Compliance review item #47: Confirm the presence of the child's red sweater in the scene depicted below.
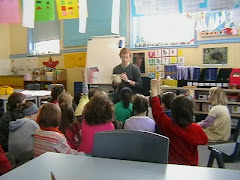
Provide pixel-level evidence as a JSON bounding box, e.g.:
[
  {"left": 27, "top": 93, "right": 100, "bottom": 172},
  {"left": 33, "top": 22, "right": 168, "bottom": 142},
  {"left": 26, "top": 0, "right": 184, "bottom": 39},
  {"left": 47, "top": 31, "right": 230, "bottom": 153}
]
[
  {"left": 151, "top": 96, "right": 208, "bottom": 165},
  {"left": 0, "top": 145, "right": 12, "bottom": 175}
]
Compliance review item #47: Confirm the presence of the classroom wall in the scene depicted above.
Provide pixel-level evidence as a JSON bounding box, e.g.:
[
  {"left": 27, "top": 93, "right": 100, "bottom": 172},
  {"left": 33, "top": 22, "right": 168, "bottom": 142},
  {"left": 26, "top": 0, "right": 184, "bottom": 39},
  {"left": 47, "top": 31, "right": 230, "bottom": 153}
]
[
  {"left": 9, "top": 24, "right": 28, "bottom": 55},
  {"left": 5, "top": 2, "right": 240, "bottom": 95},
  {"left": 0, "top": 24, "right": 10, "bottom": 58}
]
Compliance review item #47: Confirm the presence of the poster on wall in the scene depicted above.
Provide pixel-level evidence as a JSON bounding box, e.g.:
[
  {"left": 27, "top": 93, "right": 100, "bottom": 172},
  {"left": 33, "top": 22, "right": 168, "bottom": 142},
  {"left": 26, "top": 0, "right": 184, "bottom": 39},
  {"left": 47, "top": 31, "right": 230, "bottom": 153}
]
[
  {"left": 132, "top": 52, "right": 145, "bottom": 74},
  {"left": 203, "top": 47, "right": 228, "bottom": 65}
]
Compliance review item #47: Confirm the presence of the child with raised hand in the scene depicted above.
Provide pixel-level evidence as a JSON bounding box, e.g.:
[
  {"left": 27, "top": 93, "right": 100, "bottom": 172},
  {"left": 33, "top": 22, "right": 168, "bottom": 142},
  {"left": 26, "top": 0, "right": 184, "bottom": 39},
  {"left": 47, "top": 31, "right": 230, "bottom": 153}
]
[
  {"left": 114, "top": 87, "right": 133, "bottom": 124},
  {"left": 33, "top": 103, "right": 84, "bottom": 157},
  {"left": 75, "top": 69, "right": 98, "bottom": 121},
  {"left": 198, "top": 87, "right": 231, "bottom": 142},
  {"left": 124, "top": 94, "right": 155, "bottom": 132},
  {"left": 8, "top": 101, "right": 39, "bottom": 163},
  {"left": 150, "top": 78, "right": 208, "bottom": 166},
  {"left": 78, "top": 91, "right": 115, "bottom": 154},
  {"left": 0, "top": 92, "right": 26, "bottom": 152}
]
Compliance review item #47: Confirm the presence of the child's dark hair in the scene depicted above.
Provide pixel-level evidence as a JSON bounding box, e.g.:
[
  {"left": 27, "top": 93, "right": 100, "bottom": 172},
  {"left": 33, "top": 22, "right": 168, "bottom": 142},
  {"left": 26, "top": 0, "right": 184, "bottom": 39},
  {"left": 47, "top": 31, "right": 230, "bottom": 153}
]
[
  {"left": 88, "top": 88, "right": 99, "bottom": 100},
  {"left": 59, "top": 102, "right": 74, "bottom": 133},
  {"left": 83, "top": 91, "right": 114, "bottom": 125},
  {"left": 162, "top": 92, "right": 176, "bottom": 110},
  {"left": 171, "top": 95, "right": 194, "bottom": 128},
  {"left": 132, "top": 94, "right": 148, "bottom": 115},
  {"left": 8, "top": 92, "right": 26, "bottom": 110},
  {"left": 50, "top": 85, "right": 65, "bottom": 103},
  {"left": 120, "top": 87, "right": 132, "bottom": 108}
]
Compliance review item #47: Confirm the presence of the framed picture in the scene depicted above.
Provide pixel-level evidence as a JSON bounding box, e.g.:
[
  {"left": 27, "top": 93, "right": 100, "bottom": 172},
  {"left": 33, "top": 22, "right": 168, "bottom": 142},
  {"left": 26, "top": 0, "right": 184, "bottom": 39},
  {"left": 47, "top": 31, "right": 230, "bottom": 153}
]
[
  {"left": 132, "top": 52, "right": 146, "bottom": 74},
  {"left": 203, "top": 47, "right": 228, "bottom": 65}
]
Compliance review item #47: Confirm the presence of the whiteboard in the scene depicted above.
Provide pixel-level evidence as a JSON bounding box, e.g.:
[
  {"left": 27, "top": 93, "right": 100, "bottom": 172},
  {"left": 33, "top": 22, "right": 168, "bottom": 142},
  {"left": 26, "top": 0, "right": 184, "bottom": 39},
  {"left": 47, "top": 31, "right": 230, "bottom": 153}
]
[{"left": 86, "top": 36, "right": 125, "bottom": 84}]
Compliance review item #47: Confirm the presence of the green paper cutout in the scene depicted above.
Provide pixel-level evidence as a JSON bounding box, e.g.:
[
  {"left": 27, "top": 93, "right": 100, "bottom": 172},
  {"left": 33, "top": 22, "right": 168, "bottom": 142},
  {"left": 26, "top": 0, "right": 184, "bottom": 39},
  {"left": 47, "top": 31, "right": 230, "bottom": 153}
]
[{"left": 35, "top": 0, "right": 55, "bottom": 21}]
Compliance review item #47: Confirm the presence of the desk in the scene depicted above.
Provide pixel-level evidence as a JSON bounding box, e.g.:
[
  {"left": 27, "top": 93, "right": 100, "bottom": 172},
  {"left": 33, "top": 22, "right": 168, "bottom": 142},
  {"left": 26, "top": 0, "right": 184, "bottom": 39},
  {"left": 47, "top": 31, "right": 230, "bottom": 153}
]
[
  {"left": 1, "top": 152, "right": 240, "bottom": 180},
  {"left": 0, "top": 90, "right": 51, "bottom": 113}
]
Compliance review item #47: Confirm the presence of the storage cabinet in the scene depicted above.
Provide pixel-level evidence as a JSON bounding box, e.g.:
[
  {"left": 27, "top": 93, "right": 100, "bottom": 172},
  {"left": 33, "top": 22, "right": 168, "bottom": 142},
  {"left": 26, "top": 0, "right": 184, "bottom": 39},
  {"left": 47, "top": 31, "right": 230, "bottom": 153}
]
[
  {"left": 0, "top": 76, "right": 24, "bottom": 89},
  {"left": 24, "top": 80, "right": 66, "bottom": 90}
]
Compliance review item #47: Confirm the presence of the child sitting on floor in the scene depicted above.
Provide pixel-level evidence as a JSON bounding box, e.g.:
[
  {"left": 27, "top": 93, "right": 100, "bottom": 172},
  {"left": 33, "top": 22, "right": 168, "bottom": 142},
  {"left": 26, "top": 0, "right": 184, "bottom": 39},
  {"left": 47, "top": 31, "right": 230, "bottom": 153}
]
[
  {"left": 78, "top": 91, "right": 115, "bottom": 154},
  {"left": 0, "top": 92, "right": 26, "bottom": 152},
  {"left": 124, "top": 94, "right": 155, "bottom": 132},
  {"left": 8, "top": 101, "right": 39, "bottom": 163},
  {"left": 150, "top": 78, "right": 208, "bottom": 166},
  {"left": 114, "top": 87, "right": 133, "bottom": 125},
  {"left": 33, "top": 103, "right": 84, "bottom": 157}
]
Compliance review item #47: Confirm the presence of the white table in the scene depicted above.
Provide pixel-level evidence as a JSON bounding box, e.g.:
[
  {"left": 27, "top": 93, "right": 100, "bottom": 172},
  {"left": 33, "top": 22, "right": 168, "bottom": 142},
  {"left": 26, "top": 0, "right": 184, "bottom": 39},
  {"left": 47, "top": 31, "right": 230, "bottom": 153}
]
[
  {"left": 0, "top": 90, "right": 51, "bottom": 113},
  {"left": 1, "top": 152, "right": 240, "bottom": 180}
]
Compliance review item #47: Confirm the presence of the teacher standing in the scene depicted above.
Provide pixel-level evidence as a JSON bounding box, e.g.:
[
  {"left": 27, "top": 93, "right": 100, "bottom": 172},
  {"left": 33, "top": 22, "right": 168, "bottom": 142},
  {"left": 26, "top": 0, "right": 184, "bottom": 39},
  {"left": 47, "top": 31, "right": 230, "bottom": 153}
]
[{"left": 111, "top": 48, "right": 142, "bottom": 103}]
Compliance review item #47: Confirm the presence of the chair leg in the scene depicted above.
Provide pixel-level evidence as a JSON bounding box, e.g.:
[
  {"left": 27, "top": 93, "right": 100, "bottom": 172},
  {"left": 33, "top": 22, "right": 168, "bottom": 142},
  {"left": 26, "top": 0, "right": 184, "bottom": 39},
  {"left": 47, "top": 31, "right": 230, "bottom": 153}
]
[{"left": 207, "top": 148, "right": 225, "bottom": 168}]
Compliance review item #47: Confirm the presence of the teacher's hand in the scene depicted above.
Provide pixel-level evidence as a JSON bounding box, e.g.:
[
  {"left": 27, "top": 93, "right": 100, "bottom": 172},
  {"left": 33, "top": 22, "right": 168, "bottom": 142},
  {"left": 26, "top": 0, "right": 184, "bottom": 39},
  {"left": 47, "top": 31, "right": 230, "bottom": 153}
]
[{"left": 120, "top": 73, "right": 129, "bottom": 82}]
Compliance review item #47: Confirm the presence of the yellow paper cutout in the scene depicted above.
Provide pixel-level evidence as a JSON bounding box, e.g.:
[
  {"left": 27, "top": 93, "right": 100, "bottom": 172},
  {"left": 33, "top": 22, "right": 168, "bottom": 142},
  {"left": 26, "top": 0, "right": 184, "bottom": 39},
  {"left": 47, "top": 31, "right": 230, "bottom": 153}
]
[
  {"left": 56, "top": 0, "right": 79, "bottom": 19},
  {"left": 178, "top": 49, "right": 183, "bottom": 56},
  {"left": 170, "top": 57, "right": 177, "bottom": 64},
  {"left": 64, "top": 52, "right": 87, "bottom": 68}
]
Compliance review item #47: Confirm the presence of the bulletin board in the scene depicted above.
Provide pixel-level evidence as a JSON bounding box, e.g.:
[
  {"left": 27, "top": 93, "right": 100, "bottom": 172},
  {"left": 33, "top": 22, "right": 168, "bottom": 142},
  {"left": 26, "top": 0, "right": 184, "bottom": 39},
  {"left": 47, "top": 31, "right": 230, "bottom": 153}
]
[
  {"left": 63, "top": 0, "right": 127, "bottom": 47},
  {"left": 86, "top": 36, "right": 126, "bottom": 84}
]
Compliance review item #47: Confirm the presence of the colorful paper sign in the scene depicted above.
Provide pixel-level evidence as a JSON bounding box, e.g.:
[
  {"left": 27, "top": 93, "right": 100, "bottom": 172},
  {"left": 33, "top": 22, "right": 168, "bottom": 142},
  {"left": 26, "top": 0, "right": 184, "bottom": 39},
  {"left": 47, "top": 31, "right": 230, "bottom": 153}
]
[
  {"left": 170, "top": 57, "right": 177, "bottom": 64},
  {"left": 0, "top": 0, "right": 21, "bottom": 23},
  {"left": 35, "top": 0, "right": 55, "bottom": 21},
  {"left": 64, "top": 52, "right": 87, "bottom": 68},
  {"left": 170, "top": 49, "right": 177, "bottom": 56},
  {"left": 178, "top": 49, "right": 184, "bottom": 56},
  {"left": 56, "top": 0, "right": 79, "bottom": 19}
]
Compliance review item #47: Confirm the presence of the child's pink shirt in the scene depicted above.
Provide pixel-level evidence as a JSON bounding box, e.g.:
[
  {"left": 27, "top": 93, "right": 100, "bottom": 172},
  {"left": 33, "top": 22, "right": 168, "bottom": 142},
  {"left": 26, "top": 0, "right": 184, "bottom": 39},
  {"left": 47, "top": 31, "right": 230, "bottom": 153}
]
[{"left": 78, "top": 120, "right": 115, "bottom": 154}]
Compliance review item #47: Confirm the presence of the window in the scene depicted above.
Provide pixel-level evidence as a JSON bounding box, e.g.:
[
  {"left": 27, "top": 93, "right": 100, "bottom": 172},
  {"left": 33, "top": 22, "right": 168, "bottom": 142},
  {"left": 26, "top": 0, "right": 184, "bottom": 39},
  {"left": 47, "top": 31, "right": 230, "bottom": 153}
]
[
  {"left": 131, "top": 13, "right": 195, "bottom": 47},
  {"left": 29, "top": 19, "right": 60, "bottom": 55}
]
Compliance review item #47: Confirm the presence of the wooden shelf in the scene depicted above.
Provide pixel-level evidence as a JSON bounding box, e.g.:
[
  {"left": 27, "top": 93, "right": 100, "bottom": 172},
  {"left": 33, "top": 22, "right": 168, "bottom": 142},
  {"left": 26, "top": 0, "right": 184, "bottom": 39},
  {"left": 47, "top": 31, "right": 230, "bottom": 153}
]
[
  {"left": 194, "top": 99, "right": 240, "bottom": 105},
  {"left": 161, "top": 87, "right": 240, "bottom": 93},
  {"left": 24, "top": 80, "right": 66, "bottom": 90}
]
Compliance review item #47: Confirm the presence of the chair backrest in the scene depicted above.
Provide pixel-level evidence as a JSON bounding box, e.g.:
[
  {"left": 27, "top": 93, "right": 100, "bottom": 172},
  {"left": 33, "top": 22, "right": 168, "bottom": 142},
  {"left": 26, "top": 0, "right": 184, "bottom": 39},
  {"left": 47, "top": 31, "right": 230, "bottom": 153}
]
[{"left": 92, "top": 130, "right": 169, "bottom": 163}]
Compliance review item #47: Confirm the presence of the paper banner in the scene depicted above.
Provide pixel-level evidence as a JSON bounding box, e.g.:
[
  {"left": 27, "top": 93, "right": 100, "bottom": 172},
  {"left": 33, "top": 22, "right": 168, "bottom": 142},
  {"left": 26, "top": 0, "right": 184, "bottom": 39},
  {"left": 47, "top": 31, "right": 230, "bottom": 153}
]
[
  {"left": 111, "top": 0, "right": 120, "bottom": 34},
  {"left": 64, "top": 52, "right": 87, "bottom": 68},
  {"left": 162, "top": 49, "right": 170, "bottom": 57},
  {"left": 154, "top": 50, "right": 162, "bottom": 57},
  {"left": 170, "top": 49, "right": 177, "bottom": 56},
  {"left": 56, "top": 0, "right": 79, "bottom": 19},
  {"left": 170, "top": 57, "right": 177, "bottom": 64},
  {"left": 155, "top": 58, "right": 161, "bottom": 65},
  {"left": 178, "top": 49, "right": 183, "bottom": 56},
  {"left": 148, "top": 58, "right": 155, "bottom": 65},
  {"left": 148, "top": 50, "right": 155, "bottom": 58},
  {"left": 178, "top": 57, "right": 185, "bottom": 64},
  {"left": 148, "top": 65, "right": 155, "bottom": 72},
  {"left": 79, "top": 0, "right": 87, "bottom": 33},
  {"left": 148, "top": 72, "right": 156, "bottom": 79},
  {"left": 0, "top": 0, "right": 21, "bottom": 23},
  {"left": 35, "top": 0, "right": 55, "bottom": 21},
  {"left": 23, "top": 0, "right": 35, "bottom": 28},
  {"left": 162, "top": 57, "right": 170, "bottom": 65}
]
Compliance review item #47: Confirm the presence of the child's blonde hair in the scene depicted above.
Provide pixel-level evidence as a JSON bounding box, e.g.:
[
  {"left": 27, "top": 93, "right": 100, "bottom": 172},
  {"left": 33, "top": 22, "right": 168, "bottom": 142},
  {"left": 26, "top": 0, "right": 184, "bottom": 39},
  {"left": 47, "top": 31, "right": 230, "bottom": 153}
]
[{"left": 209, "top": 87, "right": 228, "bottom": 106}]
